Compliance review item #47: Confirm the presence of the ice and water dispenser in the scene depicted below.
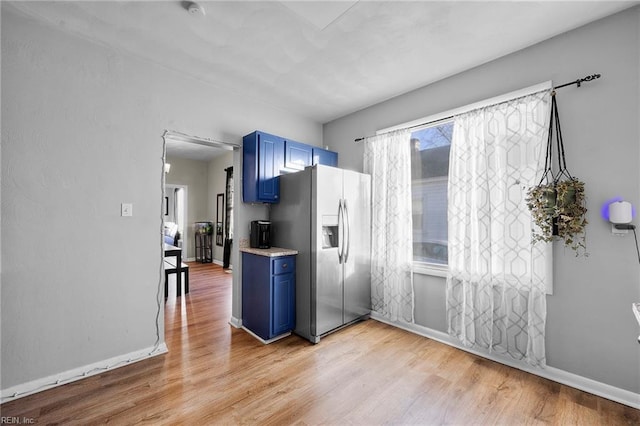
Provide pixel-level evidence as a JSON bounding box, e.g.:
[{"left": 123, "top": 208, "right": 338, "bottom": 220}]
[{"left": 322, "top": 215, "right": 339, "bottom": 249}]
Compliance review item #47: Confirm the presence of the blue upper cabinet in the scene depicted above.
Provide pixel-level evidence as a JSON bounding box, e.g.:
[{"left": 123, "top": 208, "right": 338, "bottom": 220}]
[
  {"left": 284, "top": 140, "right": 312, "bottom": 171},
  {"left": 243, "top": 131, "right": 284, "bottom": 203},
  {"left": 243, "top": 130, "right": 338, "bottom": 203},
  {"left": 312, "top": 147, "right": 338, "bottom": 167}
]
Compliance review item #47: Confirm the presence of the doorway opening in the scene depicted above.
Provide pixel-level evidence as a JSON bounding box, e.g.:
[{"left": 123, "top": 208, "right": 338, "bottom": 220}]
[{"left": 162, "top": 130, "right": 239, "bottom": 275}]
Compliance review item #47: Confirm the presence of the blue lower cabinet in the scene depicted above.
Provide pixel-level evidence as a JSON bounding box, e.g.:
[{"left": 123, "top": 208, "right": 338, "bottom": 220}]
[{"left": 242, "top": 253, "right": 296, "bottom": 341}]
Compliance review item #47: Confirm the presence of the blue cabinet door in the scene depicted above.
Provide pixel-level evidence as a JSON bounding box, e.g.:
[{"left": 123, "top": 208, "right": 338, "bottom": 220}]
[
  {"left": 241, "top": 253, "right": 271, "bottom": 339},
  {"left": 258, "top": 134, "right": 284, "bottom": 202},
  {"left": 284, "top": 140, "right": 312, "bottom": 171},
  {"left": 242, "top": 131, "right": 283, "bottom": 203},
  {"left": 272, "top": 273, "right": 295, "bottom": 337},
  {"left": 312, "top": 147, "right": 338, "bottom": 167}
]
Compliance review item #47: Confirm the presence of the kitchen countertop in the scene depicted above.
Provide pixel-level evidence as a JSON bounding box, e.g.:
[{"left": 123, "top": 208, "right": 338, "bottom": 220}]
[{"left": 240, "top": 246, "right": 298, "bottom": 257}]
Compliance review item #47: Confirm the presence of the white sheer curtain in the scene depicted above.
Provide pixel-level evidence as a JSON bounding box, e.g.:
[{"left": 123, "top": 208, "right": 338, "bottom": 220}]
[
  {"left": 363, "top": 129, "right": 414, "bottom": 323},
  {"left": 446, "top": 90, "right": 551, "bottom": 367}
]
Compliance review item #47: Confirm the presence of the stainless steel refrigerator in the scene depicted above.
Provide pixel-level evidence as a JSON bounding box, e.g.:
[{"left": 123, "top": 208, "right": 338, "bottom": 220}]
[{"left": 271, "top": 164, "right": 371, "bottom": 343}]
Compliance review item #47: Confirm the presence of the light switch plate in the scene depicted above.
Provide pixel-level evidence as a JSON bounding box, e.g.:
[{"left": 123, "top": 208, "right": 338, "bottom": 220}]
[{"left": 121, "top": 203, "right": 133, "bottom": 217}]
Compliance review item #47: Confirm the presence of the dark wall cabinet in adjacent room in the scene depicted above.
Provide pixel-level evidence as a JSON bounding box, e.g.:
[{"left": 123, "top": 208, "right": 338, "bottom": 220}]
[{"left": 242, "top": 130, "right": 338, "bottom": 204}]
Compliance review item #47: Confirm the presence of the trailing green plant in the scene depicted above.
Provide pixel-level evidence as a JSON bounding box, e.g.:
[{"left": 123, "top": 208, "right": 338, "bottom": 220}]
[
  {"left": 526, "top": 183, "right": 557, "bottom": 243},
  {"left": 526, "top": 179, "right": 588, "bottom": 255}
]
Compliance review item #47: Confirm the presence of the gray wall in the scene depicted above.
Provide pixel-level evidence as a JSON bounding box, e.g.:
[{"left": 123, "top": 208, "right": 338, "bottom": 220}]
[
  {"left": 1, "top": 6, "right": 321, "bottom": 391},
  {"left": 324, "top": 7, "right": 640, "bottom": 393}
]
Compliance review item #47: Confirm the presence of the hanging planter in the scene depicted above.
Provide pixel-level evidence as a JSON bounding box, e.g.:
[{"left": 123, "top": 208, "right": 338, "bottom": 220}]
[{"left": 525, "top": 92, "right": 588, "bottom": 255}]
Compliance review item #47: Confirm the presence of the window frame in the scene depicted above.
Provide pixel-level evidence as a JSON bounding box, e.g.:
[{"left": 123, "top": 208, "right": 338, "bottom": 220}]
[{"left": 410, "top": 124, "right": 452, "bottom": 271}]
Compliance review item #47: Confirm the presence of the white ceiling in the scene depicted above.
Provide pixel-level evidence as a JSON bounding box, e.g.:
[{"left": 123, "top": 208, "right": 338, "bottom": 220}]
[{"left": 6, "top": 0, "right": 638, "bottom": 159}]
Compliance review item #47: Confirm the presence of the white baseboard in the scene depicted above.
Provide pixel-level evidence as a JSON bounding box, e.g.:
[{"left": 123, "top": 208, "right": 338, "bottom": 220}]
[
  {"left": 0, "top": 343, "right": 168, "bottom": 403},
  {"left": 370, "top": 312, "right": 640, "bottom": 410},
  {"left": 229, "top": 316, "right": 242, "bottom": 328}
]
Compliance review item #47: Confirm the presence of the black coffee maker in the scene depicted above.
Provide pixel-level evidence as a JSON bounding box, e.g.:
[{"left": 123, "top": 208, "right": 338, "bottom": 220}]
[{"left": 250, "top": 220, "right": 271, "bottom": 249}]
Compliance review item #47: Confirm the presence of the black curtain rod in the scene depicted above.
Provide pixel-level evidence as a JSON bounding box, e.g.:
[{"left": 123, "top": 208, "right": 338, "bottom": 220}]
[
  {"left": 354, "top": 73, "right": 602, "bottom": 143},
  {"left": 353, "top": 116, "right": 453, "bottom": 143},
  {"left": 552, "top": 73, "right": 601, "bottom": 90}
]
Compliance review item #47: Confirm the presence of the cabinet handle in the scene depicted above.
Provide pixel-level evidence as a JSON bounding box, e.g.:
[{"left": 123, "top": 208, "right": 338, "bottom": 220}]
[{"left": 282, "top": 263, "right": 288, "bottom": 269}]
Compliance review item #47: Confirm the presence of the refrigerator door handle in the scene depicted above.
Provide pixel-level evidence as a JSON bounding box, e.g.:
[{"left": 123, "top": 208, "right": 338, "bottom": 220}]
[
  {"left": 344, "top": 199, "right": 351, "bottom": 263},
  {"left": 337, "top": 199, "right": 344, "bottom": 264}
]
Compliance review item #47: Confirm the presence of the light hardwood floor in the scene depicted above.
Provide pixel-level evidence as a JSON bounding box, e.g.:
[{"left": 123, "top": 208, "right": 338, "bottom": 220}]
[{"left": 2, "top": 262, "right": 638, "bottom": 425}]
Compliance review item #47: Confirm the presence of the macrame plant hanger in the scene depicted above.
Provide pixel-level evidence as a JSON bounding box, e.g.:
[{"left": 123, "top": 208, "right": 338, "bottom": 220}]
[
  {"left": 538, "top": 91, "right": 575, "bottom": 187},
  {"left": 536, "top": 90, "right": 585, "bottom": 238}
]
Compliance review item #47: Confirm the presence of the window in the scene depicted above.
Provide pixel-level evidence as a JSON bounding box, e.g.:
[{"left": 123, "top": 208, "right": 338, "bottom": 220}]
[{"left": 410, "top": 121, "right": 453, "bottom": 267}]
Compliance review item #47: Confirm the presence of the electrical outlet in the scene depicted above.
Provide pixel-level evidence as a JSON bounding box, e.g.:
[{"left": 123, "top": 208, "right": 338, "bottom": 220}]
[{"left": 121, "top": 203, "right": 133, "bottom": 217}]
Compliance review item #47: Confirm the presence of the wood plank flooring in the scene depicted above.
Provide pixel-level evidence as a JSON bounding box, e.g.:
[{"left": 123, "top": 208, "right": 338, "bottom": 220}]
[{"left": 2, "top": 262, "right": 639, "bottom": 425}]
